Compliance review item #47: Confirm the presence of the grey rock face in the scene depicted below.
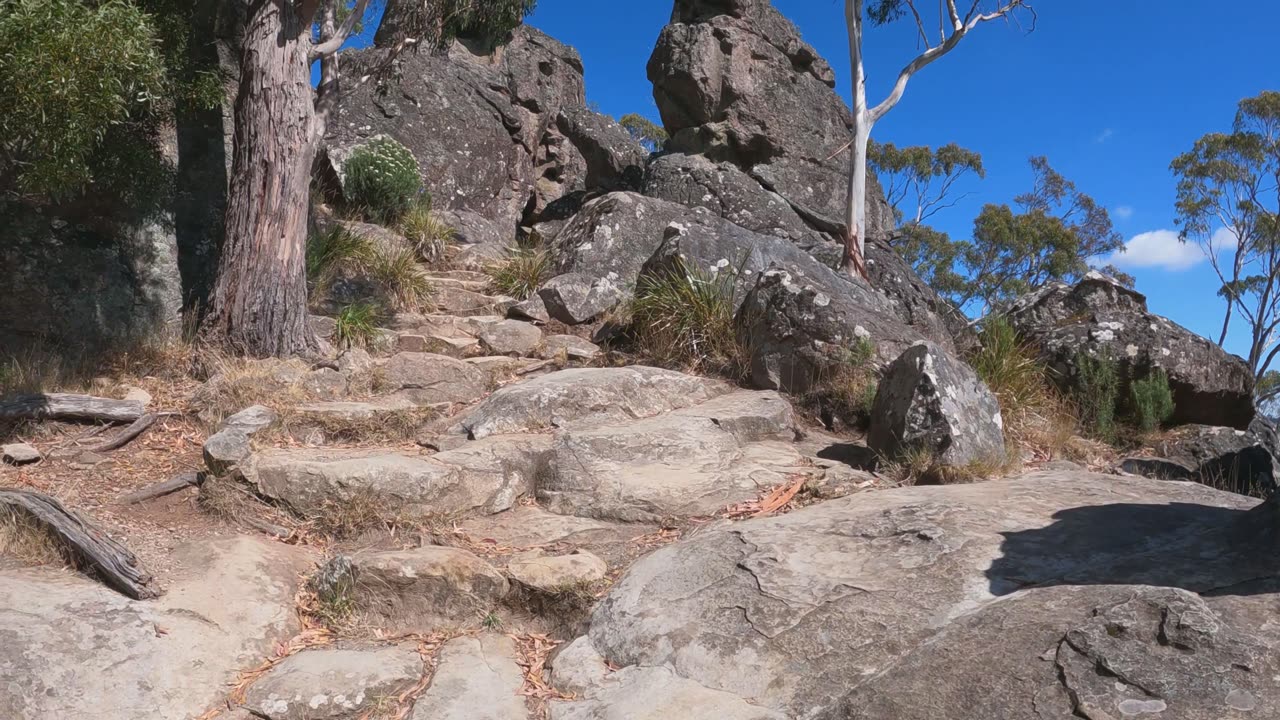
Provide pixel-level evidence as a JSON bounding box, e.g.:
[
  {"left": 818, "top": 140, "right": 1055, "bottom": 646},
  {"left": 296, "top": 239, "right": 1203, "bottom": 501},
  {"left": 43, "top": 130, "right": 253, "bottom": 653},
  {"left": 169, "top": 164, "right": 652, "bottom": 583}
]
[
  {"left": 203, "top": 428, "right": 251, "bottom": 476},
  {"left": 244, "top": 645, "right": 422, "bottom": 720},
  {"left": 538, "top": 334, "right": 601, "bottom": 360},
  {"left": 379, "top": 352, "right": 490, "bottom": 405},
  {"left": 349, "top": 547, "right": 509, "bottom": 633},
  {"left": 538, "top": 273, "right": 624, "bottom": 325},
  {"left": 410, "top": 635, "right": 529, "bottom": 720},
  {"left": 0, "top": 537, "right": 311, "bottom": 720},
  {"left": 1121, "top": 423, "right": 1277, "bottom": 496},
  {"left": 507, "top": 550, "right": 608, "bottom": 593},
  {"left": 866, "top": 238, "right": 976, "bottom": 354},
  {"left": 448, "top": 366, "right": 726, "bottom": 439},
  {"left": 736, "top": 268, "right": 926, "bottom": 393},
  {"left": 564, "top": 471, "right": 1276, "bottom": 718},
  {"left": 476, "top": 319, "right": 544, "bottom": 356},
  {"left": 868, "top": 341, "right": 1006, "bottom": 467},
  {"left": 550, "top": 666, "right": 786, "bottom": 720},
  {"left": 553, "top": 105, "right": 647, "bottom": 194},
  {"left": 1005, "top": 272, "right": 1255, "bottom": 428}
]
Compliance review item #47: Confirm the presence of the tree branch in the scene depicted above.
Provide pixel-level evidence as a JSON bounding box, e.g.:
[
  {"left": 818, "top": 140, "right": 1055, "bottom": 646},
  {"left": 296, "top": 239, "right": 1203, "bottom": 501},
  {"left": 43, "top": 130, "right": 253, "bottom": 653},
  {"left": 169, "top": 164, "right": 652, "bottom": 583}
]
[{"left": 309, "top": 0, "right": 370, "bottom": 60}]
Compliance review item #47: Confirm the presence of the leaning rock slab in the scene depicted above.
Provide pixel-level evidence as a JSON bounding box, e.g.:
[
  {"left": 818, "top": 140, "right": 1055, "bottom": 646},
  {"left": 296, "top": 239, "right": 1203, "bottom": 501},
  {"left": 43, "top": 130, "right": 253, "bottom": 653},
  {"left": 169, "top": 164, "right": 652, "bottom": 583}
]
[
  {"left": 0, "top": 537, "right": 310, "bottom": 720},
  {"left": 244, "top": 645, "right": 422, "bottom": 720},
  {"left": 448, "top": 366, "right": 725, "bottom": 439},
  {"left": 538, "top": 273, "right": 623, "bottom": 325},
  {"left": 349, "top": 547, "right": 508, "bottom": 634},
  {"left": 868, "top": 341, "right": 1006, "bottom": 467},
  {"left": 1005, "top": 271, "right": 1255, "bottom": 428},
  {"left": 1121, "top": 423, "right": 1277, "bottom": 497},
  {"left": 410, "top": 634, "right": 528, "bottom": 720},
  {"left": 203, "top": 428, "right": 251, "bottom": 476}
]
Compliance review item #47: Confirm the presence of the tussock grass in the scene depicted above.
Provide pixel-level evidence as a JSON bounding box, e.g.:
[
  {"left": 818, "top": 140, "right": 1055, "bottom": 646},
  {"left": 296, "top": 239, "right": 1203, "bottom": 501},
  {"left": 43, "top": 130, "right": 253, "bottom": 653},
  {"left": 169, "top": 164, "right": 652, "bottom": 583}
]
[
  {"left": 878, "top": 446, "right": 1014, "bottom": 487},
  {"left": 629, "top": 259, "right": 743, "bottom": 375},
  {"left": 310, "top": 488, "right": 422, "bottom": 540},
  {"left": 189, "top": 352, "right": 320, "bottom": 430},
  {"left": 398, "top": 199, "right": 455, "bottom": 265},
  {"left": 486, "top": 248, "right": 552, "bottom": 300},
  {"left": 279, "top": 405, "right": 438, "bottom": 445},
  {"left": 369, "top": 247, "right": 433, "bottom": 312},
  {"left": 0, "top": 508, "right": 69, "bottom": 567},
  {"left": 307, "top": 224, "right": 376, "bottom": 298},
  {"left": 334, "top": 303, "right": 382, "bottom": 350},
  {"left": 798, "top": 338, "right": 878, "bottom": 432}
]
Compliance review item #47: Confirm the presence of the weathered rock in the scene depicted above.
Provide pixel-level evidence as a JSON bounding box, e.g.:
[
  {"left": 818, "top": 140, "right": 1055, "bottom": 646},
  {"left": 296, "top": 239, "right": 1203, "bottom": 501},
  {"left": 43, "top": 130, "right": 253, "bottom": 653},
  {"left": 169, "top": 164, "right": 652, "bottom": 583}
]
[
  {"left": 548, "top": 636, "right": 610, "bottom": 698},
  {"left": 203, "top": 428, "right": 250, "bottom": 476},
  {"left": 540, "top": 390, "right": 805, "bottom": 522},
  {"left": 244, "top": 645, "right": 422, "bottom": 720},
  {"left": 476, "top": 319, "right": 544, "bottom": 356},
  {"left": 866, "top": 238, "right": 976, "bottom": 354},
  {"left": 547, "top": 192, "right": 690, "bottom": 287},
  {"left": 1, "top": 442, "right": 41, "bottom": 465},
  {"left": 1121, "top": 423, "right": 1277, "bottom": 496},
  {"left": 553, "top": 105, "right": 647, "bottom": 194},
  {"left": 508, "top": 294, "right": 552, "bottom": 324},
  {"left": 457, "top": 505, "right": 655, "bottom": 569},
  {"left": 538, "top": 273, "right": 624, "bottom": 325},
  {"left": 550, "top": 666, "right": 786, "bottom": 720},
  {"left": 0, "top": 537, "right": 310, "bottom": 720},
  {"left": 349, "top": 547, "right": 508, "bottom": 633},
  {"left": 428, "top": 434, "right": 553, "bottom": 515},
  {"left": 538, "top": 334, "right": 601, "bottom": 361},
  {"left": 120, "top": 385, "right": 153, "bottom": 408},
  {"left": 1005, "top": 272, "right": 1255, "bottom": 428},
  {"left": 566, "top": 471, "right": 1276, "bottom": 718},
  {"left": 221, "top": 404, "right": 278, "bottom": 436},
  {"left": 410, "top": 634, "right": 528, "bottom": 720},
  {"left": 507, "top": 550, "right": 608, "bottom": 593},
  {"left": 868, "top": 342, "right": 1006, "bottom": 467},
  {"left": 379, "top": 352, "right": 490, "bottom": 405},
  {"left": 736, "top": 268, "right": 927, "bottom": 393},
  {"left": 448, "top": 366, "right": 725, "bottom": 439}
]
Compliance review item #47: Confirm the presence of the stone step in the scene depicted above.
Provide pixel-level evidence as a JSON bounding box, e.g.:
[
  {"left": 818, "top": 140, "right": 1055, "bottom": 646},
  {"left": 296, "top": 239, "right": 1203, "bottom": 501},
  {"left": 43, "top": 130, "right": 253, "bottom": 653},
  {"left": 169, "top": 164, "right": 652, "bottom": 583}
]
[
  {"left": 410, "top": 635, "right": 529, "bottom": 720},
  {"left": 244, "top": 645, "right": 423, "bottom": 720}
]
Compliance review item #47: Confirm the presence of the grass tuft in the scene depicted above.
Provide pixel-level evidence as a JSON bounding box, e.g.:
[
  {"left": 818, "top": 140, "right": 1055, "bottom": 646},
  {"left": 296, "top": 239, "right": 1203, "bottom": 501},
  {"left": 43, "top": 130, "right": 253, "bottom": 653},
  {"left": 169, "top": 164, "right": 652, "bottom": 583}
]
[
  {"left": 369, "top": 247, "right": 433, "bottom": 312},
  {"left": 398, "top": 198, "right": 455, "bottom": 265},
  {"left": 334, "top": 303, "right": 382, "bottom": 350},
  {"left": 307, "top": 224, "right": 376, "bottom": 298},
  {"left": 0, "top": 508, "right": 69, "bottom": 567},
  {"left": 486, "top": 248, "right": 552, "bottom": 300},
  {"left": 629, "top": 259, "right": 742, "bottom": 375}
]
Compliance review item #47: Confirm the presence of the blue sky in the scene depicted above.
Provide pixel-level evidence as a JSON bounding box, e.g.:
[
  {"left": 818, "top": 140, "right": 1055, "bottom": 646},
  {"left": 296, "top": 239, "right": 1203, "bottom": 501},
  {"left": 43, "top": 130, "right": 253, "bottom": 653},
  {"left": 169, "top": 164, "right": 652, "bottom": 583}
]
[{"left": 341, "top": 2, "right": 1278, "bottom": 358}]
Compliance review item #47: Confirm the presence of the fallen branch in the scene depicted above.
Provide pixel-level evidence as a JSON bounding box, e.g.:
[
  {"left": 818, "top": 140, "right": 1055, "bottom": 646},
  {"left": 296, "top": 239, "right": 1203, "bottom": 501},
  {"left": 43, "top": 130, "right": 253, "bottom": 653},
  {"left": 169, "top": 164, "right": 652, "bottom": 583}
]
[
  {"left": 0, "top": 394, "right": 145, "bottom": 424},
  {"left": 90, "top": 413, "right": 157, "bottom": 452},
  {"left": 0, "top": 488, "right": 158, "bottom": 599},
  {"left": 119, "top": 472, "right": 202, "bottom": 505}
]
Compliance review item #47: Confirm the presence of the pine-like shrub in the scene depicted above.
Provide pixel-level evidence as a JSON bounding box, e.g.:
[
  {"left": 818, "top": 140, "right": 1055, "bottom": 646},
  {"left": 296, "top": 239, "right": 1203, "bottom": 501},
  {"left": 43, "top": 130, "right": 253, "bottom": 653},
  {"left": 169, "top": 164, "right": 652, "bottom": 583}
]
[{"left": 344, "top": 137, "right": 421, "bottom": 223}]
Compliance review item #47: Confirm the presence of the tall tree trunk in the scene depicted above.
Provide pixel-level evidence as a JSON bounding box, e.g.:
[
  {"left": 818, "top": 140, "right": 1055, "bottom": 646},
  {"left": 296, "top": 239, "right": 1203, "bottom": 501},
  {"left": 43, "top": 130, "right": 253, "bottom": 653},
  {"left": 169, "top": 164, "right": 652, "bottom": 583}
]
[
  {"left": 205, "top": 0, "right": 318, "bottom": 357},
  {"left": 843, "top": 0, "right": 870, "bottom": 279}
]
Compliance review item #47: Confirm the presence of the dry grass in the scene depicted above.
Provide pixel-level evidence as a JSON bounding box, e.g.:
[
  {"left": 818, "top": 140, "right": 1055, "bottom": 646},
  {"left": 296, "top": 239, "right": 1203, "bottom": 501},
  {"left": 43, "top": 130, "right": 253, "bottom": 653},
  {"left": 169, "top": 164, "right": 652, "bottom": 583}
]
[
  {"left": 878, "top": 446, "right": 1016, "bottom": 487},
  {"left": 797, "top": 339, "right": 878, "bottom": 432},
  {"left": 627, "top": 259, "right": 744, "bottom": 377},
  {"left": 486, "top": 248, "right": 553, "bottom": 301},
  {"left": 370, "top": 247, "right": 434, "bottom": 312},
  {"left": 279, "top": 406, "right": 438, "bottom": 446},
  {"left": 0, "top": 508, "right": 69, "bottom": 567},
  {"left": 188, "top": 353, "right": 323, "bottom": 430},
  {"left": 308, "top": 488, "right": 439, "bottom": 541},
  {"left": 0, "top": 333, "right": 196, "bottom": 398},
  {"left": 398, "top": 199, "right": 456, "bottom": 266}
]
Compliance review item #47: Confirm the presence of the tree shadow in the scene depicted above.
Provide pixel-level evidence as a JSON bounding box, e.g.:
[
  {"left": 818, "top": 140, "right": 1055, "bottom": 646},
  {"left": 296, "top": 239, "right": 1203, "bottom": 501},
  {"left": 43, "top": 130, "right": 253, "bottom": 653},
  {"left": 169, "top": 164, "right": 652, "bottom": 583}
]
[{"left": 986, "top": 498, "right": 1278, "bottom": 598}]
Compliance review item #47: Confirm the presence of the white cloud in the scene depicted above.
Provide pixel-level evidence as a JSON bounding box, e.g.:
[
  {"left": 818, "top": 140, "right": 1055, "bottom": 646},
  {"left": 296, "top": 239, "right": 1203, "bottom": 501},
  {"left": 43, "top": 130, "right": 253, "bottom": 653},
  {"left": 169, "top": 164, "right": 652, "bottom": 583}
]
[
  {"left": 1114, "top": 205, "right": 1134, "bottom": 220},
  {"left": 1211, "top": 226, "right": 1241, "bottom": 250},
  {"left": 1107, "top": 229, "right": 1207, "bottom": 271},
  {"left": 1095, "top": 128, "right": 1114, "bottom": 143}
]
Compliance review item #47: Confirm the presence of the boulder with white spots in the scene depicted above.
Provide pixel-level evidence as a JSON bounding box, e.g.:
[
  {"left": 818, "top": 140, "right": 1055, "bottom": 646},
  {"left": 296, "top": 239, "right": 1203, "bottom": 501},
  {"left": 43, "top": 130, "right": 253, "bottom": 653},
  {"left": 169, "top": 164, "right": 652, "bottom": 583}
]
[
  {"left": 868, "top": 341, "right": 1006, "bottom": 468},
  {"left": 1005, "top": 272, "right": 1255, "bottom": 428}
]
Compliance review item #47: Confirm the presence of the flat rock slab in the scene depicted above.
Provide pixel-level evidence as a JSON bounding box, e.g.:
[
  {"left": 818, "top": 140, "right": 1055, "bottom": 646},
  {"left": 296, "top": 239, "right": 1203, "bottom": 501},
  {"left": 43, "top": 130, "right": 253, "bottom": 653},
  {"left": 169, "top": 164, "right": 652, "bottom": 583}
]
[
  {"left": 351, "top": 547, "right": 509, "bottom": 633},
  {"left": 550, "top": 666, "right": 785, "bottom": 720},
  {"left": 222, "top": 405, "right": 279, "bottom": 435},
  {"left": 477, "top": 319, "right": 544, "bottom": 356},
  {"left": 457, "top": 506, "right": 655, "bottom": 569},
  {"left": 1, "top": 442, "right": 41, "bottom": 465},
  {"left": 0, "top": 537, "right": 311, "bottom": 720},
  {"left": 379, "top": 352, "right": 490, "bottom": 405},
  {"left": 568, "top": 471, "right": 1276, "bottom": 718},
  {"left": 507, "top": 550, "right": 607, "bottom": 593},
  {"left": 245, "top": 644, "right": 422, "bottom": 720},
  {"left": 411, "top": 634, "right": 528, "bottom": 720},
  {"left": 450, "top": 366, "right": 725, "bottom": 439},
  {"left": 538, "top": 334, "right": 601, "bottom": 360},
  {"left": 540, "top": 390, "right": 804, "bottom": 522}
]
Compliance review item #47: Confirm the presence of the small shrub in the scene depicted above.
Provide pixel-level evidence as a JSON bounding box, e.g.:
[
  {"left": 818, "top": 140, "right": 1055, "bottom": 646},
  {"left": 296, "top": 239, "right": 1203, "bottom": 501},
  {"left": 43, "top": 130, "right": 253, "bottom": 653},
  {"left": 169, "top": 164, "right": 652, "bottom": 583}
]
[
  {"left": 307, "top": 224, "right": 375, "bottom": 296},
  {"left": 1073, "top": 351, "right": 1121, "bottom": 442},
  {"left": 369, "top": 248, "right": 433, "bottom": 311},
  {"left": 335, "top": 303, "right": 382, "bottom": 350},
  {"left": 343, "top": 136, "right": 422, "bottom": 223},
  {"left": 629, "top": 259, "right": 742, "bottom": 374},
  {"left": 1130, "top": 369, "right": 1175, "bottom": 432},
  {"left": 486, "top": 248, "right": 552, "bottom": 300},
  {"left": 398, "top": 198, "right": 455, "bottom": 265},
  {"left": 799, "top": 339, "right": 878, "bottom": 432}
]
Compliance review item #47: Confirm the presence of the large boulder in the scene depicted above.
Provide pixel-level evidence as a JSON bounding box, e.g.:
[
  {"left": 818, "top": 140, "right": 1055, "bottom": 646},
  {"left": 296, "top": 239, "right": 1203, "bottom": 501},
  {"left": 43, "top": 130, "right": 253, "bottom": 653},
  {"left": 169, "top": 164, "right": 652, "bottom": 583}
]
[
  {"left": 1005, "top": 272, "right": 1255, "bottom": 428},
  {"left": 1121, "top": 423, "right": 1278, "bottom": 497},
  {"left": 0, "top": 537, "right": 312, "bottom": 720},
  {"left": 554, "top": 471, "right": 1279, "bottom": 718},
  {"left": 868, "top": 341, "right": 1006, "bottom": 468}
]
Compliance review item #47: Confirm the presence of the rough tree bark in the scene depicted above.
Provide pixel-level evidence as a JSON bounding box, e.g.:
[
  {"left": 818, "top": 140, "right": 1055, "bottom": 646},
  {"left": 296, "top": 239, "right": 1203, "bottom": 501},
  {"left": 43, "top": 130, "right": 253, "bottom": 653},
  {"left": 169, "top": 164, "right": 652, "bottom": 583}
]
[
  {"left": 842, "top": 0, "right": 1031, "bottom": 279},
  {"left": 204, "top": 0, "right": 366, "bottom": 358}
]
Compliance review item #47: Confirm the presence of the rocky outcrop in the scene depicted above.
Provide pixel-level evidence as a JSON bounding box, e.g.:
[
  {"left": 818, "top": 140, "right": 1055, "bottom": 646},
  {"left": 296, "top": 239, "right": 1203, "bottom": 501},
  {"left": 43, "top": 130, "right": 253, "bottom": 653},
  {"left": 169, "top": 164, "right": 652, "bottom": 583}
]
[
  {"left": 1005, "top": 272, "right": 1255, "bottom": 428},
  {"left": 324, "top": 28, "right": 645, "bottom": 257},
  {"left": 1121, "top": 423, "right": 1277, "bottom": 497},
  {"left": 554, "top": 471, "right": 1278, "bottom": 718},
  {"left": 868, "top": 342, "right": 1006, "bottom": 467}
]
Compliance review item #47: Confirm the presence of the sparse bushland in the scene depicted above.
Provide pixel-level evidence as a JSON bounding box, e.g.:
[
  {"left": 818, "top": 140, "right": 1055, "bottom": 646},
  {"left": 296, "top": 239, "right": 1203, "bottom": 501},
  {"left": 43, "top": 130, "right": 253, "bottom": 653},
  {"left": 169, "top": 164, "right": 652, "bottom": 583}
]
[
  {"left": 1073, "top": 351, "right": 1121, "bottom": 442},
  {"left": 398, "top": 198, "right": 455, "bottom": 265},
  {"left": 334, "top": 303, "right": 382, "bottom": 350},
  {"left": 342, "top": 136, "right": 423, "bottom": 224},
  {"left": 627, "top": 259, "right": 743, "bottom": 376},
  {"left": 486, "top": 247, "right": 553, "bottom": 300},
  {"left": 970, "top": 318, "right": 1070, "bottom": 446}
]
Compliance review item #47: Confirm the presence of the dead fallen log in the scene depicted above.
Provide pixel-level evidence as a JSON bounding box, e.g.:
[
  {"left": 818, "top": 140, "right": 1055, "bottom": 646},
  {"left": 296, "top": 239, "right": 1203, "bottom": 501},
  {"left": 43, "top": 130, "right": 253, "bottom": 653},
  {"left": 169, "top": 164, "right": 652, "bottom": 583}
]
[
  {"left": 90, "top": 413, "right": 157, "bottom": 452},
  {"left": 0, "top": 488, "right": 158, "bottom": 599},
  {"left": 0, "top": 394, "right": 145, "bottom": 424},
  {"left": 119, "top": 472, "right": 202, "bottom": 505}
]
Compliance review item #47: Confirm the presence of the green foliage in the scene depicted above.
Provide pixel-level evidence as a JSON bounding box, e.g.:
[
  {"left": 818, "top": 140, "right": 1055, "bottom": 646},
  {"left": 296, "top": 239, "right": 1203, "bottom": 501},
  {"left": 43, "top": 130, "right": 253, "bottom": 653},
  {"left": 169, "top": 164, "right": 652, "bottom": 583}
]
[
  {"left": 369, "top": 247, "right": 433, "bottom": 311},
  {"left": 486, "top": 248, "right": 552, "bottom": 301},
  {"left": 1130, "top": 369, "right": 1174, "bottom": 433},
  {"left": 869, "top": 140, "right": 985, "bottom": 226},
  {"left": 344, "top": 137, "right": 422, "bottom": 223},
  {"left": 307, "top": 224, "right": 376, "bottom": 295},
  {"left": 442, "top": 0, "right": 537, "bottom": 45},
  {"left": 629, "top": 259, "right": 742, "bottom": 374},
  {"left": 619, "top": 113, "right": 668, "bottom": 152},
  {"left": 0, "top": 0, "right": 168, "bottom": 195},
  {"left": 972, "top": 318, "right": 1045, "bottom": 406},
  {"left": 1073, "top": 352, "right": 1121, "bottom": 442},
  {"left": 398, "top": 198, "right": 455, "bottom": 265},
  {"left": 335, "top": 303, "right": 381, "bottom": 350}
]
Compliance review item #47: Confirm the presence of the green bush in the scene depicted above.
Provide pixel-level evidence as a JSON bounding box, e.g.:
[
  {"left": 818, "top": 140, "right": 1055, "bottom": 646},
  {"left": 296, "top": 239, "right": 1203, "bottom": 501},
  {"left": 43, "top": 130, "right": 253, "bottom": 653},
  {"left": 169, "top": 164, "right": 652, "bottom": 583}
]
[
  {"left": 344, "top": 137, "right": 422, "bottom": 223},
  {"left": 630, "top": 259, "right": 741, "bottom": 374},
  {"left": 1130, "top": 369, "right": 1175, "bottom": 432},
  {"left": 1073, "top": 351, "right": 1121, "bottom": 441},
  {"left": 306, "top": 225, "right": 375, "bottom": 297},
  {"left": 487, "top": 248, "right": 552, "bottom": 301},
  {"left": 334, "top": 303, "right": 381, "bottom": 349}
]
